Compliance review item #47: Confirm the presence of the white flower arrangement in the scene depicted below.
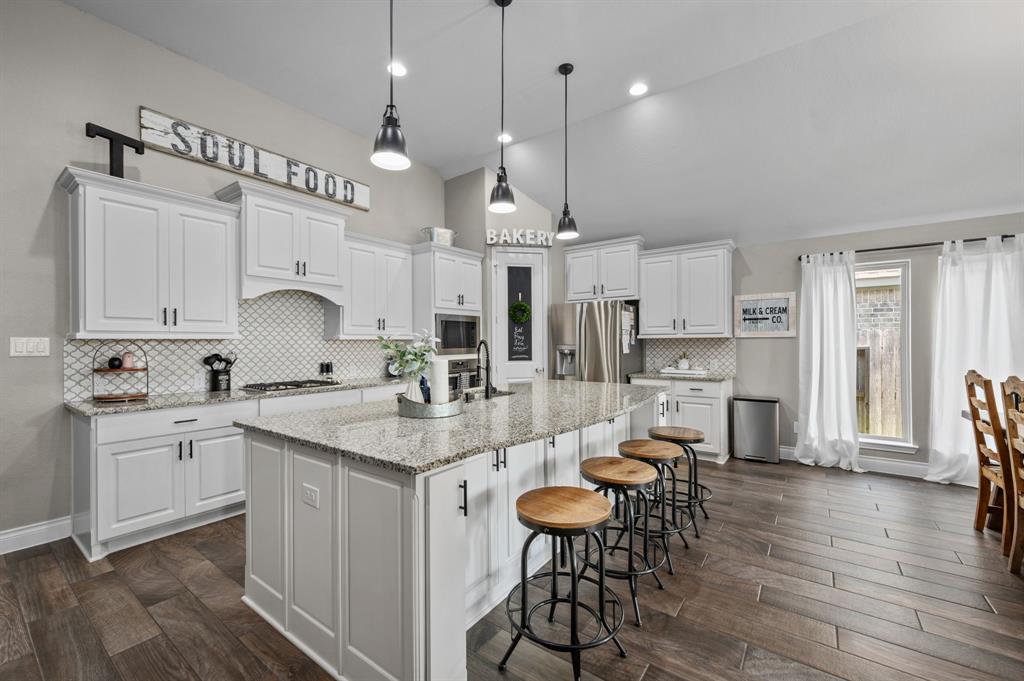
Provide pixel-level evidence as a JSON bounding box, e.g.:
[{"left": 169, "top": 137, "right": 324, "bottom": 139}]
[{"left": 378, "top": 331, "right": 440, "bottom": 402}]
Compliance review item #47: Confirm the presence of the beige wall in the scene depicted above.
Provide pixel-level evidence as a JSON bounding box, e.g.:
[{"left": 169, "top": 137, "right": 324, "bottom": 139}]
[
  {"left": 0, "top": 0, "right": 444, "bottom": 531},
  {"left": 733, "top": 212, "right": 1024, "bottom": 458}
]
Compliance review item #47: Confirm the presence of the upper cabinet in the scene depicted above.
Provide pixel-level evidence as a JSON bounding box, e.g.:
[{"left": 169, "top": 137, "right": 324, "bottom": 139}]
[
  {"left": 564, "top": 236, "right": 643, "bottom": 301},
  {"left": 216, "top": 180, "right": 349, "bottom": 305},
  {"left": 60, "top": 166, "right": 239, "bottom": 339},
  {"left": 638, "top": 241, "right": 734, "bottom": 338},
  {"left": 323, "top": 234, "right": 413, "bottom": 339},
  {"left": 411, "top": 243, "right": 484, "bottom": 338}
]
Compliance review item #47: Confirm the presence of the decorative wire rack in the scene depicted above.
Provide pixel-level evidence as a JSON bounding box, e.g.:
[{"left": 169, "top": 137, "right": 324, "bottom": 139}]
[{"left": 91, "top": 342, "right": 150, "bottom": 402}]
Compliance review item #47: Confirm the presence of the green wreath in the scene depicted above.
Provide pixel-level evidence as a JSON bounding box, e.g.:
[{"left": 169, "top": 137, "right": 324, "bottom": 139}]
[{"left": 508, "top": 301, "right": 532, "bottom": 325}]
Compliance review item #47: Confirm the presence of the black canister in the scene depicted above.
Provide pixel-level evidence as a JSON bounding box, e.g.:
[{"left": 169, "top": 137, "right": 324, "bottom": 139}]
[{"left": 210, "top": 369, "right": 231, "bottom": 392}]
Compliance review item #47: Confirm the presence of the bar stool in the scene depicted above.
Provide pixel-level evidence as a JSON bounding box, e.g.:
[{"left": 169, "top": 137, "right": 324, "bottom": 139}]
[
  {"left": 618, "top": 439, "right": 691, "bottom": 575},
  {"left": 499, "top": 486, "right": 626, "bottom": 681},
  {"left": 649, "top": 426, "right": 711, "bottom": 537},
  {"left": 577, "top": 456, "right": 664, "bottom": 626}
]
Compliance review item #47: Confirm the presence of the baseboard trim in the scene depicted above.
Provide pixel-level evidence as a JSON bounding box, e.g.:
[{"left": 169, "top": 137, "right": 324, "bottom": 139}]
[
  {"left": 0, "top": 516, "right": 71, "bottom": 555},
  {"left": 779, "top": 445, "right": 928, "bottom": 479}
]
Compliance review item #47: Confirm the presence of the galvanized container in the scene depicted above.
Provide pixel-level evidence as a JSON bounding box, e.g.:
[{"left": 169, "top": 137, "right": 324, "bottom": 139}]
[
  {"left": 397, "top": 394, "right": 464, "bottom": 419},
  {"left": 420, "top": 226, "right": 457, "bottom": 246}
]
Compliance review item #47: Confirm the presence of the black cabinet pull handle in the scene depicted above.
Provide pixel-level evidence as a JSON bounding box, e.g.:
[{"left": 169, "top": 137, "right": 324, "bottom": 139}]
[
  {"left": 682, "top": 318, "right": 686, "bottom": 330},
  {"left": 162, "top": 307, "right": 168, "bottom": 325},
  {"left": 188, "top": 440, "right": 193, "bottom": 459},
  {"left": 689, "top": 387, "right": 704, "bottom": 392},
  {"left": 673, "top": 319, "right": 676, "bottom": 330},
  {"left": 549, "top": 436, "right": 555, "bottom": 447},
  {"left": 382, "top": 318, "right": 386, "bottom": 331},
  {"left": 501, "top": 448, "right": 507, "bottom": 469},
  {"left": 172, "top": 308, "right": 178, "bottom": 326},
  {"left": 295, "top": 260, "right": 300, "bottom": 275},
  {"left": 178, "top": 441, "right": 182, "bottom": 461},
  {"left": 601, "top": 284, "right": 605, "bottom": 295},
  {"left": 302, "top": 261, "right": 307, "bottom": 276},
  {"left": 592, "top": 285, "right": 596, "bottom": 295},
  {"left": 377, "top": 318, "right": 381, "bottom": 331},
  {"left": 458, "top": 480, "right": 468, "bottom": 516},
  {"left": 173, "top": 418, "right": 198, "bottom": 424},
  {"left": 492, "top": 450, "right": 501, "bottom": 471}
]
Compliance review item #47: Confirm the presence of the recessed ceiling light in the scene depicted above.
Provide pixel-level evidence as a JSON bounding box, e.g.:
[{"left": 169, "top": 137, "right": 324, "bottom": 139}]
[
  {"left": 497, "top": 132, "right": 513, "bottom": 144},
  {"left": 629, "top": 82, "right": 648, "bottom": 96},
  {"left": 387, "top": 61, "right": 407, "bottom": 77}
]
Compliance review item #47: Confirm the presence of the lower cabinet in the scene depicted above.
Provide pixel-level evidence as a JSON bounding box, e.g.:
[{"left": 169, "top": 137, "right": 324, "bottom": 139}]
[
  {"left": 670, "top": 395, "right": 721, "bottom": 454},
  {"left": 97, "top": 425, "right": 245, "bottom": 541},
  {"left": 580, "top": 414, "right": 629, "bottom": 487}
]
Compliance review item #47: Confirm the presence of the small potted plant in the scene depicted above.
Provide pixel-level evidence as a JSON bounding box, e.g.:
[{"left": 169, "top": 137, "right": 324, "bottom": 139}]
[{"left": 378, "top": 330, "right": 439, "bottom": 403}]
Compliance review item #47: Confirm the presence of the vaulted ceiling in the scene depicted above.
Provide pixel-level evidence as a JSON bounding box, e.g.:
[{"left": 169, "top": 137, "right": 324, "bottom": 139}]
[{"left": 65, "top": 0, "right": 1024, "bottom": 246}]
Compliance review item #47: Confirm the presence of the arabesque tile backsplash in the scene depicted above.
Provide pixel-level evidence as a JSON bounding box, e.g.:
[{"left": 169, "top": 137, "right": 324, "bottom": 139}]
[
  {"left": 644, "top": 337, "right": 737, "bottom": 375},
  {"left": 64, "top": 291, "right": 388, "bottom": 401}
]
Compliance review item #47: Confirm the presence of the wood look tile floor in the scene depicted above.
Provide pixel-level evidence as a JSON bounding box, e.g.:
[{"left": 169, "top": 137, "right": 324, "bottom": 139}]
[{"left": 0, "top": 460, "right": 1021, "bottom": 680}]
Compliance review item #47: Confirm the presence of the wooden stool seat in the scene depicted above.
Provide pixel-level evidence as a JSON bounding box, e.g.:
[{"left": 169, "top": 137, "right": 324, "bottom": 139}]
[
  {"left": 618, "top": 439, "right": 683, "bottom": 461},
  {"left": 580, "top": 456, "right": 657, "bottom": 488},
  {"left": 648, "top": 426, "right": 705, "bottom": 444},
  {"left": 516, "top": 486, "right": 611, "bottom": 531}
]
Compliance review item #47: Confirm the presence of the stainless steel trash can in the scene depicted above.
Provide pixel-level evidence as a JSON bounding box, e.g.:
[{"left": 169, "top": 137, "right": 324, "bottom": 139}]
[{"left": 733, "top": 396, "right": 780, "bottom": 463}]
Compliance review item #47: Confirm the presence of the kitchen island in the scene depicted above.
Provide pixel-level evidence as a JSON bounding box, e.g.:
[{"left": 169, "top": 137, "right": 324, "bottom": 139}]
[{"left": 233, "top": 379, "right": 661, "bottom": 681}]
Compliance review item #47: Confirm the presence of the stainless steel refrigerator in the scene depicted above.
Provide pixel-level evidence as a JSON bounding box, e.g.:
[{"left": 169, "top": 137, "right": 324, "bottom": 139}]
[{"left": 550, "top": 300, "right": 642, "bottom": 383}]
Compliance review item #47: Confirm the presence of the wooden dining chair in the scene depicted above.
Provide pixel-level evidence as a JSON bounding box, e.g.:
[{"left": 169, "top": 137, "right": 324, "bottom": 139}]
[
  {"left": 965, "top": 370, "right": 1013, "bottom": 555},
  {"left": 1001, "top": 376, "right": 1024, "bottom": 573}
]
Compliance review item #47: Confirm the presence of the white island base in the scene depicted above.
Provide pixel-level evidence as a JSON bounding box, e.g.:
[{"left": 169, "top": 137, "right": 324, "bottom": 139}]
[{"left": 237, "top": 381, "right": 660, "bottom": 681}]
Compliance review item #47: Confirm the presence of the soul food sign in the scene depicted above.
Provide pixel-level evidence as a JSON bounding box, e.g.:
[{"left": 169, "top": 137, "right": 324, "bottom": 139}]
[
  {"left": 734, "top": 292, "right": 797, "bottom": 337},
  {"left": 139, "top": 107, "right": 370, "bottom": 211}
]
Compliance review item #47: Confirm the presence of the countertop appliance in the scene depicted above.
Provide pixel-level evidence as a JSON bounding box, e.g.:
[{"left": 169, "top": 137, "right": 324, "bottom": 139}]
[
  {"left": 242, "top": 379, "right": 340, "bottom": 392},
  {"left": 732, "top": 396, "right": 780, "bottom": 463},
  {"left": 435, "top": 313, "right": 480, "bottom": 355},
  {"left": 549, "top": 300, "right": 642, "bottom": 383}
]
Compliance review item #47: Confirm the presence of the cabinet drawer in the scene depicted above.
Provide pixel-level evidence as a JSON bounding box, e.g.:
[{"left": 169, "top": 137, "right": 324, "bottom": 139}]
[
  {"left": 671, "top": 380, "right": 724, "bottom": 398},
  {"left": 258, "top": 389, "right": 360, "bottom": 416},
  {"left": 97, "top": 401, "right": 259, "bottom": 445}
]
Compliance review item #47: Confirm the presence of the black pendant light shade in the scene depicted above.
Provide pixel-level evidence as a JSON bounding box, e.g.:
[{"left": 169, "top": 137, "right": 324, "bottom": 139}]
[
  {"left": 371, "top": 0, "right": 410, "bottom": 171},
  {"left": 555, "top": 62, "right": 579, "bottom": 239},
  {"left": 488, "top": 0, "right": 517, "bottom": 214}
]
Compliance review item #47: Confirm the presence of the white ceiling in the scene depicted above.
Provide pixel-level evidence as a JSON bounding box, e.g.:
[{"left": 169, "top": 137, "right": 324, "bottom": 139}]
[{"left": 65, "top": 0, "right": 1024, "bottom": 246}]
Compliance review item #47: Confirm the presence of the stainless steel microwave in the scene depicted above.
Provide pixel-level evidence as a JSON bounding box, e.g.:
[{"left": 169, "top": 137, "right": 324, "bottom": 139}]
[{"left": 435, "top": 314, "right": 479, "bottom": 355}]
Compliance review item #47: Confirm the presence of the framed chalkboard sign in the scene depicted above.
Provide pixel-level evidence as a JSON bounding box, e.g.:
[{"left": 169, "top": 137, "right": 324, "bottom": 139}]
[
  {"left": 734, "top": 292, "right": 797, "bottom": 337},
  {"left": 507, "top": 266, "right": 532, "bottom": 361}
]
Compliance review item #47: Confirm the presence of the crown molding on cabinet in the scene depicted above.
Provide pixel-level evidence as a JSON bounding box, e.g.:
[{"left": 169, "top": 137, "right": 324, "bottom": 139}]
[
  {"left": 58, "top": 166, "right": 240, "bottom": 217},
  {"left": 562, "top": 234, "right": 644, "bottom": 254}
]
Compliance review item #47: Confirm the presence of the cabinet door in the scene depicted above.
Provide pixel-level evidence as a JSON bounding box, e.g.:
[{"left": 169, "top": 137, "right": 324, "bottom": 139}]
[
  {"left": 433, "top": 251, "right": 461, "bottom": 309},
  {"left": 565, "top": 250, "right": 599, "bottom": 301},
  {"left": 343, "top": 241, "right": 380, "bottom": 336},
  {"left": 680, "top": 249, "right": 727, "bottom": 335},
  {"left": 547, "top": 431, "right": 581, "bottom": 489},
  {"left": 463, "top": 453, "right": 492, "bottom": 622},
  {"left": 672, "top": 396, "right": 720, "bottom": 454},
  {"left": 426, "top": 463, "right": 468, "bottom": 681},
  {"left": 599, "top": 244, "right": 638, "bottom": 298},
  {"left": 579, "top": 421, "right": 610, "bottom": 488},
  {"left": 301, "top": 210, "right": 345, "bottom": 286},
  {"left": 83, "top": 188, "right": 169, "bottom": 333},
  {"left": 458, "top": 257, "right": 483, "bottom": 311},
  {"left": 245, "top": 195, "right": 301, "bottom": 282},
  {"left": 380, "top": 248, "right": 413, "bottom": 335},
  {"left": 97, "top": 434, "right": 185, "bottom": 540},
  {"left": 185, "top": 427, "right": 246, "bottom": 515},
  {"left": 168, "top": 206, "right": 237, "bottom": 334},
  {"left": 495, "top": 442, "right": 546, "bottom": 574},
  {"left": 639, "top": 255, "right": 679, "bottom": 335}
]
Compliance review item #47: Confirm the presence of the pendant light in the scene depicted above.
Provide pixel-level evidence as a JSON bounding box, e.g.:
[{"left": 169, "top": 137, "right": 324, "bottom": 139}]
[
  {"left": 488, "top": 0, "right": 516, "bottom": 213},
  {"left": 371, "top": 0, "right": 410, "bottom": 171},
  {"left": 556, "top": 63, "right": 579, "bottom": 240}
]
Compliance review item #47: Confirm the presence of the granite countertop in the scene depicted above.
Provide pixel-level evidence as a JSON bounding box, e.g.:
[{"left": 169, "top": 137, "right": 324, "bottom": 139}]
[
  {"left": 63, "top": 376, "right": 405, "bottom": 417},
  {"left": 233, "top": 379, "right": 662, "bottom": 475},
  {"left": 628, "top": 372, "right": 735, "bottom": 382}
]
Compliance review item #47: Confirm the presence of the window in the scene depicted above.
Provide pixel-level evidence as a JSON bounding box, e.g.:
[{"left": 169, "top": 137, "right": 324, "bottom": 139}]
[{"left": 855, "top": 261, "right": 912, "bottom": 447}]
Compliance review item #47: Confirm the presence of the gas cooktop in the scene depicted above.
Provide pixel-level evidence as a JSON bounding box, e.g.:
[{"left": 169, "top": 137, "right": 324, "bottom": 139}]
[{"left": 242, "top": 380, "right": 339, "bottom": 392}]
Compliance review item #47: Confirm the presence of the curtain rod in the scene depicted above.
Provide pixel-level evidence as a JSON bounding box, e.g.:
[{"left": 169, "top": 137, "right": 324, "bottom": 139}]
[{"left": 796, "top": 233, "right": 1016, "bottom": 262}]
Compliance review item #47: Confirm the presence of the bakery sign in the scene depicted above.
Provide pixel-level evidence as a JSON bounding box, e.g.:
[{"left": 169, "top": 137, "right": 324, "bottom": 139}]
[
  {"left": 734, "top": 291, "right": 797, "bottom": 337},
  {"left": 139, "top": 107, "right": 370, "bottom": 211},
  {"left": 485, "top": 229, "right": 557, "bottom": 247}
]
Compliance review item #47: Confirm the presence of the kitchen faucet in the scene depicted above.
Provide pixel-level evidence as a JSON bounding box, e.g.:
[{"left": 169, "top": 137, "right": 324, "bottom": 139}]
[{"left": 476, "top": 339, "right": 494, "bottom": 399}]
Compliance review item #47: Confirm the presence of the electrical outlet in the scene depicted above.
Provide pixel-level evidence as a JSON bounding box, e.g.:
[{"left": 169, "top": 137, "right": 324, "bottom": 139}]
[
  {"left": 793, "top": 420, "right": 800, "bottom": 434},
  {"left": 302, "top": 483, "right": 320, "bottom": 509},
  {"left": 9, "top": 337, "right": 50, "bottom": 357}
]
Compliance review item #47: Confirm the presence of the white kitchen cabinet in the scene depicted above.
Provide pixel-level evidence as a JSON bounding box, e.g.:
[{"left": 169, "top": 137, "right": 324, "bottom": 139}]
[
  {"left": 463, "top": 452, "right": 493, "bottom": 624},
  {"left": 97, "top": 434, "right": 186, "bottom": 541},
  {"left": 426, "top": 461, "right": 469, "bottom": 681},
  {"left": 631, "top": 377, "right": 733, "bottom": 462},
  {"left": 564, "top": 236, "right": 644, "bottom": 302},
  {"left": 637, "top": 241, "right": 734, "bottom": 338},
  {"left": 639, "top": 254, "right": 679, "bottom": 335},
  {"left": 185, "top": 426, "right": 247, "bottom": 515},
  {"left": 546, "top": 431, "right": 581, "bottom": 489},
  {"left": 216, "top": 180, "right": 350, "bottom": 305},
  {"left": 671, "top": 395, "right": 720, "bottom": 455},
  {"left": 580, "top": 414, "right": 629, "bottom": 487},
  {"left": 412, "top": 242, "right": 485, "bottom": 336},
  {"left": 324, "top": 235, "right": 413, "bottom": 339},
  {"left": 491, "top": 442, "right": 546, "bottom": 585},
  {"left": 61, "top": 166, "right": 240, "bottom": 339}
]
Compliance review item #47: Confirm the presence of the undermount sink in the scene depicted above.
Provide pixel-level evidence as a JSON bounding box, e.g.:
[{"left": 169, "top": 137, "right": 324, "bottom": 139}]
[{"left": 462, "top": 387, "right": 515, "bottom": 402}]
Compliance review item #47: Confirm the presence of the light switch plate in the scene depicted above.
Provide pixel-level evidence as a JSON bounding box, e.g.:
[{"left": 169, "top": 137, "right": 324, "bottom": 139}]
[
  {"left": 9, "top": 337, "right": 50, "bottom": 357},
  {"left": 302, "top": 483, "right": 320, "bottom": 509}
]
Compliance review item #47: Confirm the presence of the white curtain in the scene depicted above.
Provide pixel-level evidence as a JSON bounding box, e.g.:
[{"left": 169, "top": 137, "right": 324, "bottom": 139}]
[
  {"left": 795, "top": 252, "right": 862, "bottom": 471},
  {"left": 925, "top": 235, "right": 1024, "bottom": 486}
]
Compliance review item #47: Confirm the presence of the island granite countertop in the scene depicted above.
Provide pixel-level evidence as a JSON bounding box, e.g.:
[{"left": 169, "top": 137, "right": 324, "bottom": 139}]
[
  {"left": 63, "top": 376, "right": 404, "bottom": 417},
  {"left": 233, "top": 379, "right": 662, "bottom": 475}
]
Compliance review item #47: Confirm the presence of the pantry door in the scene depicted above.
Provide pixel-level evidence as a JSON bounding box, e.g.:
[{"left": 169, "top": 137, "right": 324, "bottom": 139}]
[{"left": 491, "top": 248, "right": 548, "bottom": 385}]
